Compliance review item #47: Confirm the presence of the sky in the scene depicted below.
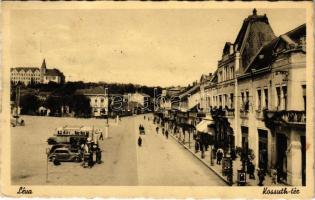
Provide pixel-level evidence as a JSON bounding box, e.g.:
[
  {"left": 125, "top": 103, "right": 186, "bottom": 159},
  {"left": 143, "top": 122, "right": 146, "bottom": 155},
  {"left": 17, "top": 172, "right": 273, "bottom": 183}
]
[{"left": 9, "top": 8, "right": 305, "bottom": 87}]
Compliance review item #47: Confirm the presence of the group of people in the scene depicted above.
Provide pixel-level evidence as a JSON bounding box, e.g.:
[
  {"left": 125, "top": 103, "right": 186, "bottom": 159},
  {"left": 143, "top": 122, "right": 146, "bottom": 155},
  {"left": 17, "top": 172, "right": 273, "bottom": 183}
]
[
  {"left": 81, "top": 138, "right": 102, "bottom": 168},
  {"left": 137, "top": 115, "right": 171, "bottom": 147},
  {"left": 155, "top": 126, "right": 169, "bottom": 139}
]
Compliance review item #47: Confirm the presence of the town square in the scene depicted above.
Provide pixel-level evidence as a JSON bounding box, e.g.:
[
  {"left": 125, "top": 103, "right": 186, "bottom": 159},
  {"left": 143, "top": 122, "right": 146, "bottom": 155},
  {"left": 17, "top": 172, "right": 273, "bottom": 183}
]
[{"left": 7, "top": 6, "right": 308, "bottom": 189}]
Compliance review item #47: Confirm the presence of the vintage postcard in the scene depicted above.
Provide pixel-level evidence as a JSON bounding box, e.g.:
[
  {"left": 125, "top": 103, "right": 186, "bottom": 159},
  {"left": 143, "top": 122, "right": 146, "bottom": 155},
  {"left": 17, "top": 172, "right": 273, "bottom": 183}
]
[{"left": 1, "top": 1, "right": 314, "bottom": 198}]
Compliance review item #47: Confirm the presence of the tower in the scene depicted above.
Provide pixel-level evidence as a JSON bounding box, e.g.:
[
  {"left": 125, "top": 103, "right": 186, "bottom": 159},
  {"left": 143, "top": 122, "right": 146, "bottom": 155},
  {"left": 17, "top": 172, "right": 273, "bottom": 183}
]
[{"left": 40, "top": 59, "right": 47, "bottom": 83}]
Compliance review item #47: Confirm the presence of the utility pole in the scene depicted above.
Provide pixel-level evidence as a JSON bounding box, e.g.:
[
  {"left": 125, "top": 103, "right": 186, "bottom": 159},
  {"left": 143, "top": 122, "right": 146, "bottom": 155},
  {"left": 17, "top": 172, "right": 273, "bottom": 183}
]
[
  {"left": 15, "top": 85, "right": 20, "bottom": 125},
  {"left": 105, "top": 87, "right": 109, "bottom": 138}
]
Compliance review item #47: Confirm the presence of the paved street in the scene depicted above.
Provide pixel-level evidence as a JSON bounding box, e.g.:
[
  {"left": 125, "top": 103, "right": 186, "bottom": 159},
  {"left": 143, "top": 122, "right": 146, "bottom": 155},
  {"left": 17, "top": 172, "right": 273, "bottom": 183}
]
[{"left": 11, "top": 114, "right": 225, "bottom": 186}]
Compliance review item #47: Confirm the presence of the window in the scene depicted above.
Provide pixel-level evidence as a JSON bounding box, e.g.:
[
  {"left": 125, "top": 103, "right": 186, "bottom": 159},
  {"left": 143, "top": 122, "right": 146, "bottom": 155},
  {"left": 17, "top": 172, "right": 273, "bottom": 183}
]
[
  {"left": 219, "top": 95, "right": 222, "bottom": 107},
  {"left": 231, "top": 66, "right": 234, "bottom": 79},
  {"left": 230, "top": 93, "right": 234, "bottom": 108},
  {"left": 264, "top": 88, "right": 268, "bottom": 109},
  {"left": 101, "top": 98, "right": 104, "bottom": 103},
  {"left": 282, "top": 86, "right": 287, "bottom": 110},
  {"left": 276, "top": 87, "right": 281, "bottom": 109},
  {"left": 302, "top": 85, "right": 306, "bottom": 111},
  {"left": 95, "top": 99, "right": 98, "bottom": 103},
  {"left": 257, "top": 89, "right": 261, "bottom": 110},
  {"left": 241, "top": 92, "right": 245, "bottom": 106},
  {"left": 245, "top": 91, "right": 250, "bottom": 111}
]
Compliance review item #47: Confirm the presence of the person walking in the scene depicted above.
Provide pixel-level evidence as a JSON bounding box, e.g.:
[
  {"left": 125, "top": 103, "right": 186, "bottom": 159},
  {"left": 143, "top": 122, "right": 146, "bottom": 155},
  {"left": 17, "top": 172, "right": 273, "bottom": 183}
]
[
  {"left": 156, "top": 127, "right": 159, "bottom": 134},
  {"left": 165, "top": 130, "right": 169, "bottom": 139},
  {"left": 162, "top": 127, "right": 165, "bottom": 135},
  {"left": 138, "top": 136, "right": 142, "bottom": 147},
  {"left": 99, "top": 132, "right": 104, "bottom": 141},
  {"left": 257, "top": 168, "right": 266, "bottom": 186},
  {"left": 216, "top": 149, "right": 223, "bottom": 165}
]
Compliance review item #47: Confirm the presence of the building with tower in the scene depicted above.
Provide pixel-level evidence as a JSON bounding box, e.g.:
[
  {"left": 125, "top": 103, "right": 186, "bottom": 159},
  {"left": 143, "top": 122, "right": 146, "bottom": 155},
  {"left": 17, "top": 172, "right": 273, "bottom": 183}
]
[{"left": 10, "top": 59, "right": 65, "bottom": 86}]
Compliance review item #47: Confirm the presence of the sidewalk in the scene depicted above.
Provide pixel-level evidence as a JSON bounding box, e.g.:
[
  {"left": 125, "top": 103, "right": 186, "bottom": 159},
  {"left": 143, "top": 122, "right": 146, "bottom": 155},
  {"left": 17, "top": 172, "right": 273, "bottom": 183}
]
[{"left": 168, "top": 130, "right": 285, "bottom": 186}]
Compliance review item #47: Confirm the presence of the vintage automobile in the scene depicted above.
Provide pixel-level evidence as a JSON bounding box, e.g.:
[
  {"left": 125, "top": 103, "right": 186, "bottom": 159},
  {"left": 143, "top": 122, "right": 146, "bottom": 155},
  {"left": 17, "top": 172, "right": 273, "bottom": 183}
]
[
  {"left": 11, "top": 116, "right": 25, "bottom": 127},
  {"left": 47, "top": 126, "right": 97, "bottom": 145},
  {"left": 48, "top": 146, "right": 82, "bottom": 163}
]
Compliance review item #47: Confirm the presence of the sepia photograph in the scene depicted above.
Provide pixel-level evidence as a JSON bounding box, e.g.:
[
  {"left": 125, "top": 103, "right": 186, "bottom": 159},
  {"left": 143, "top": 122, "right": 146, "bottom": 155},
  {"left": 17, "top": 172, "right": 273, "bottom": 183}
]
[{"left": 1, "top": 1, "right": 314, "bottom": 198}]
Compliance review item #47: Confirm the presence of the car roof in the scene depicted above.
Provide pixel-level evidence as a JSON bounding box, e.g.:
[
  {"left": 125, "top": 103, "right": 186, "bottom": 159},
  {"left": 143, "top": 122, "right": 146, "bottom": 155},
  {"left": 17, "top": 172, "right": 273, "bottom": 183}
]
[{"left": 54, "top": 147, "right": 69, "bottom": 151}]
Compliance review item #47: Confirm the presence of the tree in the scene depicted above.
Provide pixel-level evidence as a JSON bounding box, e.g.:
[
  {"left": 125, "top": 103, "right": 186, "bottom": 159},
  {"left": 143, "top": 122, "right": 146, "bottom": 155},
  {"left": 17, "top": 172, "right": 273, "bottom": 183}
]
[
  {"left": 72, "top": 95, "right": 91, "bottom": 117},
  {"left": 45, "top": 96, "right": 62, "bottom": 116},
  {"left": 20, "top": 94, "right": 40, "bottom": 115}
]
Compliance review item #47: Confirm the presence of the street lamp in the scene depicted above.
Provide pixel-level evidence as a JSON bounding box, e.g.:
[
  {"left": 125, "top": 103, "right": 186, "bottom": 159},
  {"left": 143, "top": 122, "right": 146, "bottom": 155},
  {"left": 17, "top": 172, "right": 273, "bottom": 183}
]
[{"left": 208, "top": 124, "right": 215, "bottom": 166}]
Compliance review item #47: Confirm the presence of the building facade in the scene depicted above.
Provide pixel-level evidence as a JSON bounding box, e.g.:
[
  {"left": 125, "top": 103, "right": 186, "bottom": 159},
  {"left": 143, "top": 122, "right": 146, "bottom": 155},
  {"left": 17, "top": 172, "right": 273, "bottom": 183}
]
[
  {"left": 11, "top": 59, "right": 65, "bottom": 85},
  {"left": 77, "top": 87, "right": 109, "bottom": 118},
  {"left": 160, "top": 9, "right": 306, "bottom": 186},
  {"left": 200, "top": 11, "right": 306, "bottom": 185}
]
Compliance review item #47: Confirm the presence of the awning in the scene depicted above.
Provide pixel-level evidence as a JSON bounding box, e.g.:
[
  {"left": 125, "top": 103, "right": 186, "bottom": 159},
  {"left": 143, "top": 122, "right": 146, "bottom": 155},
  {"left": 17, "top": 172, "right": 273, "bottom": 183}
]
[{"left": 196, "top": 120, "right": 215, "bottom": 135}]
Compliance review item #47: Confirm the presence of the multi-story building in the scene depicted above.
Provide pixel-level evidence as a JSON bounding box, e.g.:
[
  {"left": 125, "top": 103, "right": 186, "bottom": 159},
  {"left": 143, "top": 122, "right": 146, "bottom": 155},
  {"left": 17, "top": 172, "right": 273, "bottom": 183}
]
[
  {"left": 11, "top": 67, "right": 41, "bottom": 85},
  {"left": 200, "top": 9, "right": 276, "bottom": 158},
  {"left": 197, "top": 10, "right": 306, "bottom": 186},
  {"left": 10, "top": 59, "right": 65, "bottom": 86},
  {"left": 77, "top": 87, "right": 109, "bottom": 118},
  {"left": 236, "top": 24, "right": 306, "bottom": 186}
]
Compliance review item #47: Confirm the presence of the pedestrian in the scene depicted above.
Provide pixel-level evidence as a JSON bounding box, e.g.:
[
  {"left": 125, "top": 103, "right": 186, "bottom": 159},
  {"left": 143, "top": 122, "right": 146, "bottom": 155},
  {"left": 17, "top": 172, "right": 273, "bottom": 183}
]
[
  {"left": 99, "top": 132, "right": 104, "bottom": 141},
  {"left": 156, "top": 127, "right": 159, "bottom": 134},
  {"left": 165, "top": 130, "right": 169, "bottom": 139},
  {"left": 216, "top": 149, "right": 223, "bottom": 165},
  {"left": 271, "top": 168, "right": 277, "bottom": 185},
  {"left": 247, "top": 161, "right": 255, "bottom": 179},
  {"left": 96, "top": 147, "right": 102, "bottom": 164},
  {"left": 162, "top": 127, "right": 165, "bottom": 135},
  {"left": 138, "top": 136, "right": 142, "bottom": 147},
  {"left": 257, "top": 168, "right": 266, "bottom": 186},
  {"left": 195, "top": 141, "right": 199, "bottom": 153}
]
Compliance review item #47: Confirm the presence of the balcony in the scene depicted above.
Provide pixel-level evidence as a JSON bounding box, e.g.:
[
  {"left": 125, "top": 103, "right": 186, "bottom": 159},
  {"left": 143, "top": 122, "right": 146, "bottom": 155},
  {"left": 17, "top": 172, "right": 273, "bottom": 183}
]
[
  {"left": 264, "top": 110, "right": 306, "bottom": 126},
  {"left": 225, "top": 108, "right": 235, "bottom": 118},
  {"left": 280, "top": 111, "right": 306, "bottom": 124},
  {"left": 255, "top": 110, "right": 264, "bottom": 120},
  {"left": 240, "top": 110, "right": 249, "bottom": 118}
]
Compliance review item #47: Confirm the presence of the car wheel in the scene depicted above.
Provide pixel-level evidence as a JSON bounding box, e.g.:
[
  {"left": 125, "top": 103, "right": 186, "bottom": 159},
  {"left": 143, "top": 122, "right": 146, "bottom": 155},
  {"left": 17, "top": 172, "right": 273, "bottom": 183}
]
[
  {"left": 53, "top": 159, "right": 61, "bottom": 166},
  {"left": 74, "top": 156, "right": 82, "bottom": 162},
  {"left": 49, "top": 156, "right": 56, "bottom": 162}
]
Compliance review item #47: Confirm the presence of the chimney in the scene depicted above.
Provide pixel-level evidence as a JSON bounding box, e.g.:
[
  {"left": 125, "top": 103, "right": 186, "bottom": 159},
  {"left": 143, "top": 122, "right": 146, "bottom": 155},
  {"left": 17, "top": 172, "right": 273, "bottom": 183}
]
[
  {"left": 229, "top": 44, "right": 234, "bottom": 55},
  {"left": 253, "top": 8, "right": 257, "bottom": 16},
  {"left": 235, "top": 52, "right": 240, "bottom": 74}
]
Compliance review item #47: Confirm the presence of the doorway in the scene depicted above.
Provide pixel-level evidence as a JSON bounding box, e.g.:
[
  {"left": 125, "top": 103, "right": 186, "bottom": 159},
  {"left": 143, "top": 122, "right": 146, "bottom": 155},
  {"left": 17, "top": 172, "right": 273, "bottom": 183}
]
[
  {"left": 241, "top": 126, "right": 249, "bottom": 151},
  {"left": 301, "top": 136, "right": 306, "bottom": 186},
  {"left": 258, "top": 129, "right": 268, "bottom": 171},
  {"left": 277, "top": 133, "right": 287, "bottom": 182}
]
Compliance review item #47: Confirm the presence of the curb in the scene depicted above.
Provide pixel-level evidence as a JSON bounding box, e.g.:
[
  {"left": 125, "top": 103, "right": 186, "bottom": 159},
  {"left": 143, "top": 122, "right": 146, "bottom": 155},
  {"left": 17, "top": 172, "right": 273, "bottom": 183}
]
[{"left": 169, "top": 133, "right": 230, "bottom": 186}]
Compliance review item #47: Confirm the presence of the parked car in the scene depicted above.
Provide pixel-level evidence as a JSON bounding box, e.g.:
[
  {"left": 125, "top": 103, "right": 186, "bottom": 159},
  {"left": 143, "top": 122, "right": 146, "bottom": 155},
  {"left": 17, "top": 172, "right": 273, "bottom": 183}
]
[
  {"left": 48, "top": 147, "right": 82, "bottom": 163},
  {"left": 11, "top": 116, "right": 25, "bottom": 127}
]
